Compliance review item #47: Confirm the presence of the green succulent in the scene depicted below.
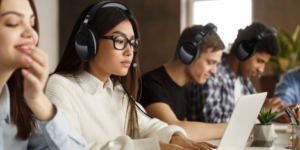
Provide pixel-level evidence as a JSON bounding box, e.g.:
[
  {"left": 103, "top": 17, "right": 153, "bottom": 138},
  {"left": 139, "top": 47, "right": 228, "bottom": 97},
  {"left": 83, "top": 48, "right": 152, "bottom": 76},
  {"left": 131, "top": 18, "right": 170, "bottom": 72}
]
[
  {"left": 268, "top": 25, "right": 300, "bottom": 74},
  {"left": 258, "top": 107, "right": 277, "bottom": 125}
]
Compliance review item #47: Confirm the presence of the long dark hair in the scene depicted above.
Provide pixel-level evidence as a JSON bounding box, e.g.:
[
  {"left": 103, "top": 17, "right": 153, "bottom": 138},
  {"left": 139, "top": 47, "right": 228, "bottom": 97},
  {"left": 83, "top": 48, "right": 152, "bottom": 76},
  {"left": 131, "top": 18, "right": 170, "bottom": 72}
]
[
  {"left": 4, "top": 0, "right": 40, "bottom": 140},
  {"left": 53, "top": 4, "right": 141, "bottom": 138}
]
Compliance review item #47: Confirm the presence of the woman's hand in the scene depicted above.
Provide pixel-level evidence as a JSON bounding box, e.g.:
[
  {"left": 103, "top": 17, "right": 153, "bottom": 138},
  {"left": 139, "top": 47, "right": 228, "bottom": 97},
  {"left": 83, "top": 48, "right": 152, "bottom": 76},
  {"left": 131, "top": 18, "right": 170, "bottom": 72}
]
[
  {"left": 22, "top": 46, "right": 48, "bottom": 100},
  {"left": 159, "top": 141, "right": 192, "bottom": 150},
  {"left": 169, "top": 135, "right": 217, "bottom": 150},
  {"left": 21, "top": 46, "right": 56, "bottom": 121}
]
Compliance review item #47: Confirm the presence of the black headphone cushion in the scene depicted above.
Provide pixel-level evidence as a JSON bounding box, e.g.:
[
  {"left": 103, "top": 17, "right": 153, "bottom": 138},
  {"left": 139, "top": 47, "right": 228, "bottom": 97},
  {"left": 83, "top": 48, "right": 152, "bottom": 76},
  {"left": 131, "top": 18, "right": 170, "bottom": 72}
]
[
  {"left": 75, "top": 28, "right": 99, "bottom": 62},
  {"left": 236, "top": 40, "right": 256, "bottom": 61},
  {"left": 177, "top": 40, "right": 200, "bottom": 65}
]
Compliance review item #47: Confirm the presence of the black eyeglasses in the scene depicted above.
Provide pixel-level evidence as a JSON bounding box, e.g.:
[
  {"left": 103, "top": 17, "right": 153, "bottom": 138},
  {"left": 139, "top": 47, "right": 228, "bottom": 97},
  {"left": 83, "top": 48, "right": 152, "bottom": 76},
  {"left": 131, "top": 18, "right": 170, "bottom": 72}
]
[{"left": 100, "top": 35, "right": 140, "bottom": 52}]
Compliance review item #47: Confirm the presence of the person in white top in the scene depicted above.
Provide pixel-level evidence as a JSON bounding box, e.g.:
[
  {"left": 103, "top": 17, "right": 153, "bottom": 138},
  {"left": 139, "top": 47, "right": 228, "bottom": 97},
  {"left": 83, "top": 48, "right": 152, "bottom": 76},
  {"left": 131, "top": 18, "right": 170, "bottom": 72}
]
[
  {"left": 45, "top": 2, "right": 216, "bottom": 150},
  {"left": 0, "top": 0, "right": 88, "bottom": 149}
]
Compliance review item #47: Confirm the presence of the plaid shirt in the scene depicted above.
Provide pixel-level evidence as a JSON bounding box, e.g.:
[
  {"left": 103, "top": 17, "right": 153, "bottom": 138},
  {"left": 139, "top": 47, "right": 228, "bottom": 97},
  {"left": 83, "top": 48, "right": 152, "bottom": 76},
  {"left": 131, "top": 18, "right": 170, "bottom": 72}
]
[{"left": 187, "top": 53, "right": 256, "bottom": 123}]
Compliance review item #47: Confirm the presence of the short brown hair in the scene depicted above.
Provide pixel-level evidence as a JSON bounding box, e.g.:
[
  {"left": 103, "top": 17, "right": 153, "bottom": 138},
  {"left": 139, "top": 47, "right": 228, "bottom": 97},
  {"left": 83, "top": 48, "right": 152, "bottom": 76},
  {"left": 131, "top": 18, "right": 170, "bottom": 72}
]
[{"left": 175, "top": 25, "right": 225, "bottom": 59}]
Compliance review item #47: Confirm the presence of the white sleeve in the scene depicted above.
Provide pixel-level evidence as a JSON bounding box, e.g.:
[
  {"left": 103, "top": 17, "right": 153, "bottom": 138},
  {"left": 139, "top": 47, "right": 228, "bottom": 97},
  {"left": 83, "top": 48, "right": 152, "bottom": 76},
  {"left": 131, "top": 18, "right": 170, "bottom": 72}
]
[
  {"left": 43, "top": 75, "right": 88, "bottom": 150},
  {"left": 45, "top": 75, "right": 83, "bottom": 136},
  {"left": 136, "top": 102, "right": 187, "bottom": 142},
  {"left": 89, "top": 135, "right": 160, "bottom": 150},
  {"left": 89, "top": 102, "right": 187, "bottom": 150}
]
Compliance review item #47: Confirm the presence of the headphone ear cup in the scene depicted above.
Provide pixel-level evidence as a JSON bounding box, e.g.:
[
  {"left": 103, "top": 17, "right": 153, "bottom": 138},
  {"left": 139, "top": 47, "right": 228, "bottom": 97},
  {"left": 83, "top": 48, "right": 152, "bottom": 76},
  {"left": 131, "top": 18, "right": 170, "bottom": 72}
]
[
  {"left": 75, "top": 30, "right": 89, "bottom": 61},
  {"left": 236, "top": 40, "right": 255, "bottom": 61},
  {"left": 176, "top": 40, "right": 200, "bottom": 65},
  {"left": 89, "top": 28, "right": 99, "bottom": 58},
  {"left": 75, "top": 27, "right": 99, "bottom": 62}
]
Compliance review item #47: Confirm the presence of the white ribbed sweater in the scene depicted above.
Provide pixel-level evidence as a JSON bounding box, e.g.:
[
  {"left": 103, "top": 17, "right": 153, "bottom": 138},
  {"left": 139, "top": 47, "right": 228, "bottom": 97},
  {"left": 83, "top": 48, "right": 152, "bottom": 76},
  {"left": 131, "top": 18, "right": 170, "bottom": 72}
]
[{"left": 45, "top": 71, "right": 186, "bottom": 150}]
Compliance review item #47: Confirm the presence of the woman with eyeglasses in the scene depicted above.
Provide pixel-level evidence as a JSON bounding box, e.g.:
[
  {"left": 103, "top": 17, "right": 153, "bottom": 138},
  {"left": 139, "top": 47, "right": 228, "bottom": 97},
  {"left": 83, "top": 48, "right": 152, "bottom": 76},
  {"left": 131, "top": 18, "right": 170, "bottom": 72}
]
[
  {"left": 0, "top": 0, "right": 88, "bottom": 149},
  {"left": 45, "top": 2, "right": 216, "bottom": 150}
]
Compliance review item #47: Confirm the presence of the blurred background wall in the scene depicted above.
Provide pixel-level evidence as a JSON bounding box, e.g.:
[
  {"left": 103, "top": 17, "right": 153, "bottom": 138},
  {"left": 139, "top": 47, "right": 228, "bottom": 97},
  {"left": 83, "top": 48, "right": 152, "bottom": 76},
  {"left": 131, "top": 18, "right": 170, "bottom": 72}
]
[
  {"left": 253, "top": 0, "right": 300, "bottom": 39},
  {"left": 36, "top": 0, "right": 300, "bottom": 97},
  {"left": 34, "top": 0, "right": 59, "bottom": 72}
]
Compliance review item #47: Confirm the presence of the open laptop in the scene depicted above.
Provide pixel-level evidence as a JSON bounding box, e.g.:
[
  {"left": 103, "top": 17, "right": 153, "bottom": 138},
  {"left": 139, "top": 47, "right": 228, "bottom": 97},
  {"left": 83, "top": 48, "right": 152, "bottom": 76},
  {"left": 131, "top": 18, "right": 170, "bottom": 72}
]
[{"left": 213, "top": 92, "right": 267, "bottom": 150}]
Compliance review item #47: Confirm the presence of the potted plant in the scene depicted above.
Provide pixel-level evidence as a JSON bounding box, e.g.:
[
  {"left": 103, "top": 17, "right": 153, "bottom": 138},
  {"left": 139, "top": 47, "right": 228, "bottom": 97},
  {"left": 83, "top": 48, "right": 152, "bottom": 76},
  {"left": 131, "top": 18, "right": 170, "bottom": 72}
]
[
  {"left": 268, "top": 25, "right": 300, "bottom": 74},
  {"left": 253, "top": 107, "right": 278, "bottom": 141}
]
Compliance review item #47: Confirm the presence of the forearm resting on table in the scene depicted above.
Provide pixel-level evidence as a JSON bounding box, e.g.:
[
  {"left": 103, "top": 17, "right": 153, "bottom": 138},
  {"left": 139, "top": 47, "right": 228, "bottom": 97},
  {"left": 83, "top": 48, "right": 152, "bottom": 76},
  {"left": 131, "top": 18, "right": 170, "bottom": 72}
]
[{"left": 171, "top": 120, "right": 227, "bottom": 141}]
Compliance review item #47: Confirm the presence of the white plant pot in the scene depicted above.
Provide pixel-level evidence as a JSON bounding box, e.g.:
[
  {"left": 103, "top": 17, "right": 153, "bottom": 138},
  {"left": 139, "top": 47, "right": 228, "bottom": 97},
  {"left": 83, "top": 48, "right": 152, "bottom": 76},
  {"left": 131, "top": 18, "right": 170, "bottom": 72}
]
[{"left": 253, "top": 124, "right": 275, "bottom": 141}]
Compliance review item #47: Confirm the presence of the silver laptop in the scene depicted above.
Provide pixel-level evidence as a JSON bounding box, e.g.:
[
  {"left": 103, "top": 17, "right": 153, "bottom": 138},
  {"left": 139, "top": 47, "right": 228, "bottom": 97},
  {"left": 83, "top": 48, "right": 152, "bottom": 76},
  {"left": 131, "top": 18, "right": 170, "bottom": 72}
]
[{"left": 213, "top": 92, "right": 267, "bottom": 150}]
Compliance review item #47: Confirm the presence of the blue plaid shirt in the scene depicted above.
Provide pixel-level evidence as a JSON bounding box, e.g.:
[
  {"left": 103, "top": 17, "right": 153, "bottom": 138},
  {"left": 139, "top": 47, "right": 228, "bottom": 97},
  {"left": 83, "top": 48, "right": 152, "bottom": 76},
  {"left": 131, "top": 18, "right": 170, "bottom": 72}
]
[{"left": 187, "top": 53, "right": 256, "bottom": 123}]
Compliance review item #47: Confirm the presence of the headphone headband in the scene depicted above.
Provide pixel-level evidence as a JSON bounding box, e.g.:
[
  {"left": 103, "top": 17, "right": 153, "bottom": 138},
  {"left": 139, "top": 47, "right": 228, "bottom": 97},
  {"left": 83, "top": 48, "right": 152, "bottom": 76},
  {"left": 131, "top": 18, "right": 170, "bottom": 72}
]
[
  {"left": 195, "top": 23, "right": 218, "bottom": 41},
  {"left": 84, "top": 1, "right": 131, "bottom": 24},
  {"left": 256, "top": 27, "right": 277, "bottom": 40}
]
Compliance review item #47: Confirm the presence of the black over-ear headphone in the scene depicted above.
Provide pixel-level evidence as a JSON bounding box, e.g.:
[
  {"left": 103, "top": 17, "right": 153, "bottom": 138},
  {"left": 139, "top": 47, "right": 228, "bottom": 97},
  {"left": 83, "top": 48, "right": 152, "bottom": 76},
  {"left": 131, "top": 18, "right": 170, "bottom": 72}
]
[
  {"left": 75, "top": 1, "right": 131, "bottom": 62},
  {"left": 176, "top": 23, "right": 217, "bottom": 65},
  {"left": 74, "top": 1, "right": 149, "bottom": 118},
  {"left": 236, "top": 27, "right": 277, "bottom": 62}
]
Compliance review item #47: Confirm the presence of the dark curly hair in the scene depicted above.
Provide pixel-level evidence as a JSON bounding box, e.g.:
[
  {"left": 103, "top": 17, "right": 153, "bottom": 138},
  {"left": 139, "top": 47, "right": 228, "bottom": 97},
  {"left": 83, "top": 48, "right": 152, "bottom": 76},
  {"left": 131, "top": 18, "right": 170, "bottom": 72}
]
[{"left": 229, "top": 22, "right": 279, "bottom": 57}]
